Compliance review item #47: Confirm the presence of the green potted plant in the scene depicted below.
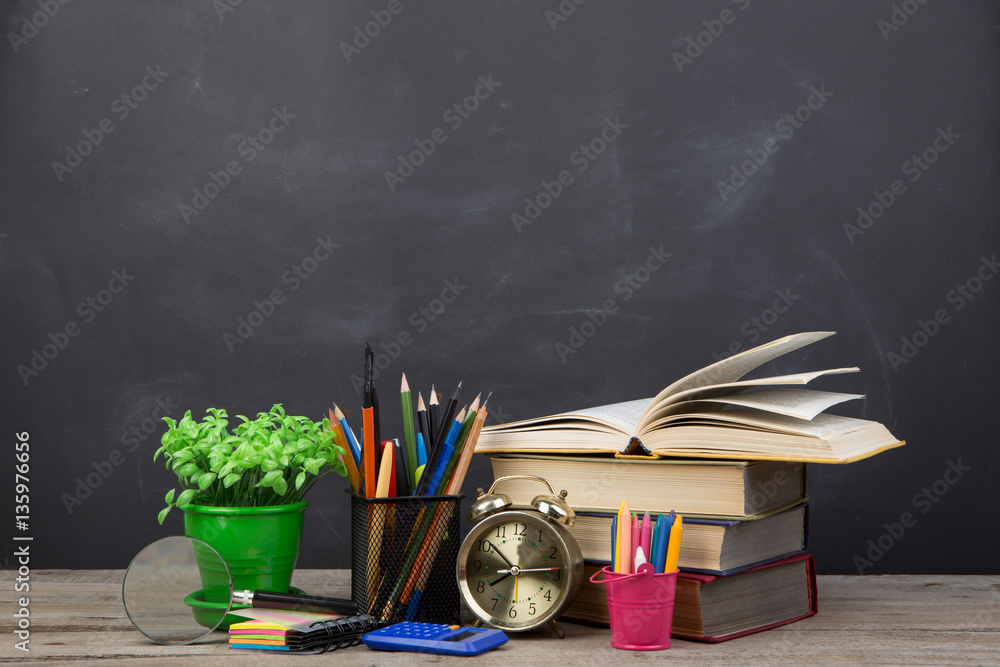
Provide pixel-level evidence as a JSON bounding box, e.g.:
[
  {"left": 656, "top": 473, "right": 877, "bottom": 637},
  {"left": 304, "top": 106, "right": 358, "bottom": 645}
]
[{"left": 155, "top": 404, "right": 347, "bottom": 602}]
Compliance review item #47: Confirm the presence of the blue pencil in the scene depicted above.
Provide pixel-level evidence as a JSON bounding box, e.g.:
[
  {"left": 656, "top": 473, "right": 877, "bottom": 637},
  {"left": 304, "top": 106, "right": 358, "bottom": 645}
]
[{"left": 334, "top": 403, "right": 362, "bottom": 469}]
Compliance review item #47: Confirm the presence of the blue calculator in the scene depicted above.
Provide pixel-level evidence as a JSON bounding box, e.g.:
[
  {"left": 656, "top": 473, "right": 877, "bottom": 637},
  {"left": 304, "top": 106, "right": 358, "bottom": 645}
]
[{"left": 362, "top": 622, "right": 508, "bottom": 656}]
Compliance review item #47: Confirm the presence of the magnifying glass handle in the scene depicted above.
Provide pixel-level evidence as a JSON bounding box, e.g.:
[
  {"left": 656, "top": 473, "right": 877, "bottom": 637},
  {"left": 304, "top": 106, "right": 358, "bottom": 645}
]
[{"left": 233, "top": 589, "right": 358, "bottom": 616}]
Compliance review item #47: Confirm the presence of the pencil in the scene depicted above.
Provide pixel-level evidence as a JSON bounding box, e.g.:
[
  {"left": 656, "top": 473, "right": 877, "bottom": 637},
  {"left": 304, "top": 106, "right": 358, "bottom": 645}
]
[
  {"left": 333, "top": 403, "right": 362, "bottom": 469},
  {"left": 329, "top": 409, "right": 360, "bottom": 493},
  {"left": 445, "top": 398, "right": 488, "bottom": 496},
  {"left": 400, "top": 374, "right": 417, "bottom": 487},
  {"left": 428, "top": 387, "right": 439, "bottom": 449},
  {"left": 415, "top": 393, "right": 432, "bottom": 486},
  {"left": 435, "top": 381, "right": 462, "bottom": 449},
  {"left": 363, "top": 347, "right": 376, "bottom": 498},
  {"left": 437, "top": 395, "right": 479, "bottom": 495},
  {"left": 376, "top": 441, "right": 394, "bottom": 498}
]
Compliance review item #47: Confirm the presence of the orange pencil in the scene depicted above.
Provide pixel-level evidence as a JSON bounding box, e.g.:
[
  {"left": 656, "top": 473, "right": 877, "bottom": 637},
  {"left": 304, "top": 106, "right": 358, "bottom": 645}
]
[{"left": 330, "top": 410, "right": 360, "bottom": 493}]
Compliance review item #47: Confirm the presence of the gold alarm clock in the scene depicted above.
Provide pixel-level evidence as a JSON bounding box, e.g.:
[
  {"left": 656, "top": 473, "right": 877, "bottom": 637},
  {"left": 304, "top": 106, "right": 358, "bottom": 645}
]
[{"left": 456, "top": 475, "right": 584, "bottom": 637}]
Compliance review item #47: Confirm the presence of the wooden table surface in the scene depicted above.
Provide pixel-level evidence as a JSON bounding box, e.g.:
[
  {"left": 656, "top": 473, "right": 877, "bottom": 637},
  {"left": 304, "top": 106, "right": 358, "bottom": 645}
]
[{"left": 2, "top": 570, "right": 998, "bottom": 665}]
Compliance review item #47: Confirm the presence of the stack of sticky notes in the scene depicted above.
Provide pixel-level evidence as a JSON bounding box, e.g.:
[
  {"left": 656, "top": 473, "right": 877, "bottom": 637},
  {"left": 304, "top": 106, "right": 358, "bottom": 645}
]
[
  {"left": 612, "top": 501, "right": 684, "bottom": 574},
  {"left": 228, "top": 608, "right": 368, "bottom": 653}
]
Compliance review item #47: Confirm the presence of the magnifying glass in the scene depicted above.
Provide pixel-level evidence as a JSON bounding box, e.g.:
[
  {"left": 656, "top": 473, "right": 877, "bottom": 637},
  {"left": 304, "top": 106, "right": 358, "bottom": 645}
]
[{"left": 122, "top": 536, "right": 357, "bottom": 645}]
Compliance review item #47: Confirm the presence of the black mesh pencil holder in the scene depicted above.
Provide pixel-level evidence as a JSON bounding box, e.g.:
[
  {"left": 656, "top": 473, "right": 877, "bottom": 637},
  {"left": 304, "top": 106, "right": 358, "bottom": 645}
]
[{"left": 350, "top": 492, "right": 462, "bottom": 626}]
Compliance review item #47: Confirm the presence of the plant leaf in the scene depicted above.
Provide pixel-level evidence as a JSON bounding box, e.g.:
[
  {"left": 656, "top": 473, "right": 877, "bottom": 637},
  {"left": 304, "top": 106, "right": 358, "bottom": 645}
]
[
  {"left": 164, "top": 488, "right": 176, "bottom": 504},
  {"left": 177, "top": 489, "right": 198, "bottom": 506},
  {"left": 158, "top": 506, "right": 171, "bottom": 525}
]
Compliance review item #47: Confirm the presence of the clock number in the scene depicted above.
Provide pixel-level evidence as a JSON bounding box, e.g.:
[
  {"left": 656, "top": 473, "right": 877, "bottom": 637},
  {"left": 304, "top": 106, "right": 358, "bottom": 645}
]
[
  {"left": 513, "top": 522, "right": 527, "bottom": 536},
  {"left": 473, "top": 559, "right": 481, "bottom": 572},
  {"left": 476, "top": 539, "right": 488, "bottom": 552},
  {"left": 477, "top": 580, "right": 485, "bottom": 593},
  {"left": 544, "top": 589, "right": 552, "bottom": 602},
  {"left": 552, "top": 569, "right": 561, "bottom": 582},
  {"left": 495, "top": 525, "right": 506, "bottom": 539},
  {"left": 509, "top": 606, "right": 517, "bottom": 618},
  {"left": 538, "top": 529, "right": 543, "bottom": 541},
  {"left": 549, "top": 546, "right": 558, "bottom": 559},
  {"left": 491, "top": 597, "right": 500, "bottom": 610},
  {"left": 529, "top": 602, "right": 537, "bottom": 616}
]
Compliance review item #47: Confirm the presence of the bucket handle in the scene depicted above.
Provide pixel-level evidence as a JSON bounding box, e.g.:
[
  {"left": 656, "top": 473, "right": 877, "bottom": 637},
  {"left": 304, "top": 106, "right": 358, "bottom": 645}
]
[{"left": 590, "top": 563, "right": 658, "bottom": 585}]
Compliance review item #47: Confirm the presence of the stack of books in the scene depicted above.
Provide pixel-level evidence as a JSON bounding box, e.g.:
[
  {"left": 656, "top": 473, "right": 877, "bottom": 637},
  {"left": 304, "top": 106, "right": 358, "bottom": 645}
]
[{"left": 476, "top": 331, "right": 903, "bottom": 642}]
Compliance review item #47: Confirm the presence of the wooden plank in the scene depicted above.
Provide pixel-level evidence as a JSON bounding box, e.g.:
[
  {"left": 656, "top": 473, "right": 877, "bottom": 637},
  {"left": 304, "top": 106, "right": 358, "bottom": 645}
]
[{"left": 1, "top": 571, "right": 998, "bottom": 665}]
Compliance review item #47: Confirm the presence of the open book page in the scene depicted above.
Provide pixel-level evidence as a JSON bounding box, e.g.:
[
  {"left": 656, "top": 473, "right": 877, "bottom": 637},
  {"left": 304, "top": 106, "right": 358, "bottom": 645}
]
[
  {"left": 483, "top": 398, "right": 647, "bottom": 435},
  {"left": 638, "top": 367, "right": 859, "bottom": 428},
  {"left": 641, "top": 331, "right": 837, "bottom": 423},
  {"left": 643, "top": 403, "right": 885, "bottom": 438},
  {"left": 689, "top": 388, "right": 864, "bottom": 421}
]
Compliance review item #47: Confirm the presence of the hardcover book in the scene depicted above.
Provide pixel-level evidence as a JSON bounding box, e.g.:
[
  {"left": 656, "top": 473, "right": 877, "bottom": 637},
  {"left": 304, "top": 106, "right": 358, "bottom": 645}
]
[
  {"left": 563, "top": 553, "right": 818, "bottom": 642},
  {"left": 477, "top": 332, "right": 903, "bottom": 464}
]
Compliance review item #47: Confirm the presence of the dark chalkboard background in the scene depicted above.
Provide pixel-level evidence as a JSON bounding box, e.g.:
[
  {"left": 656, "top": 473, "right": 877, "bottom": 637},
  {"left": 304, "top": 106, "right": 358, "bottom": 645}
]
[{"left": 2, "top": 0, "right": 997, "bottom": 575}]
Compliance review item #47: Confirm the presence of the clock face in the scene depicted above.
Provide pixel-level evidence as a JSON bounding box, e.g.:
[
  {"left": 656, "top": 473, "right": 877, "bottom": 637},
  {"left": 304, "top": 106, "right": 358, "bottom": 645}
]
[{"left": 458, "top": 511, "right": 577, "bottom": 631}]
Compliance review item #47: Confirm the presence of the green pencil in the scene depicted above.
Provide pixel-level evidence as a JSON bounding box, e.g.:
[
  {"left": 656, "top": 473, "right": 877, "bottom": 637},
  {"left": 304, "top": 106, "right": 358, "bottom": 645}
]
[{"left": 400, "top": 374, "right": 418, "bottom": 487}]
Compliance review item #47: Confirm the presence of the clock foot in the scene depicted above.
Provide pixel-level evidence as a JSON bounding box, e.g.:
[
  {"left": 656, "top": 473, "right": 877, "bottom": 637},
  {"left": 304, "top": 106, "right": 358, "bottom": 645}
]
[
  {"left": 548, "top": 619, "right": 565, "bottom": 639},
  {"left": 473, "top": 619, "right": 484, "bottom": 629}
]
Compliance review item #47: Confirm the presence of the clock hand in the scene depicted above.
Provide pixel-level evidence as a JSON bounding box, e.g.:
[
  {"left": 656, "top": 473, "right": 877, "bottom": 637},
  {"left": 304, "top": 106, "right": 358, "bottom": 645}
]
[
  {"left": 496, "top": 567, "right": 560, "bottom": 574},
  {"left": 488, "top": 573, "right": 512, "bottom": 587},
  {"left": 485, "top": 540, "right": 515, "bottom": 568}
]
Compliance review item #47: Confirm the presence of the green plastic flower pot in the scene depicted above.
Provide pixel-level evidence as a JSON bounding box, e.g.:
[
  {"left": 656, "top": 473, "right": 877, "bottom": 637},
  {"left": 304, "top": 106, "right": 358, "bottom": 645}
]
[{"left": 182, "top": 502, "right": 307, "bottom": 623}]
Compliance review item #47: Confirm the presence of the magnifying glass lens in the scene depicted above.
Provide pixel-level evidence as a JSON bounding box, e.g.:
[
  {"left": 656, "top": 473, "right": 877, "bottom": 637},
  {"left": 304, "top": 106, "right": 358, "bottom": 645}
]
[{"left": 122, "top": 536, "right": 233, "bottom": 645}]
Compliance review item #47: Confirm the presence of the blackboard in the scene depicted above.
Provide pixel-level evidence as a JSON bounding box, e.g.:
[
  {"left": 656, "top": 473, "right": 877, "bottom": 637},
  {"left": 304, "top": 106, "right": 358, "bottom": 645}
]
[{"left": 2, "top": 0, "right": 997, "bottom": 576}]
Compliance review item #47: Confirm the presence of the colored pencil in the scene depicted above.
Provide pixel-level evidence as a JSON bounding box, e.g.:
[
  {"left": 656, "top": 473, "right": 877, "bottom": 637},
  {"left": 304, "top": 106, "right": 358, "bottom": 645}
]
[
  {"left": 435, "top": 381, "right": 462, "bottom": 449},
  {"left": 428, "top": 387, "right": 439, "bottom": 449},
  {"left": 329, "top": 410, "right": 360, "bottom": 493},
  {"left": 333, "top": 403, "right": 361, "bottom": 469},
  {"left": 400, "top": 374, "right": 417, "bottom": 486},
  {"left": 437, "top": 395, "right": 479, "bottom": 494},
  {"left": 428, "top": 408, "right": 466, "bottom": 496},
  {"left": 415, "top": 393, "right": 432, "bottom": 486}
]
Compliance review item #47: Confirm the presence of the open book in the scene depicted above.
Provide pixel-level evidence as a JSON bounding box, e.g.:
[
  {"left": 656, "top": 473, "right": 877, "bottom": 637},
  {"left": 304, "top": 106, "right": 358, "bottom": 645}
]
[{"left": 477, "top": 332, "right": 904, "bottom": 463}]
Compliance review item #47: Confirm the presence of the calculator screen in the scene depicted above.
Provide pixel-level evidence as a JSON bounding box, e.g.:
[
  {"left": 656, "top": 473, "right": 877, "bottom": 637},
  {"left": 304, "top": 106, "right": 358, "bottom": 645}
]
[{"left": 445, "top": 631, "right": 478, "bottom": 642}]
